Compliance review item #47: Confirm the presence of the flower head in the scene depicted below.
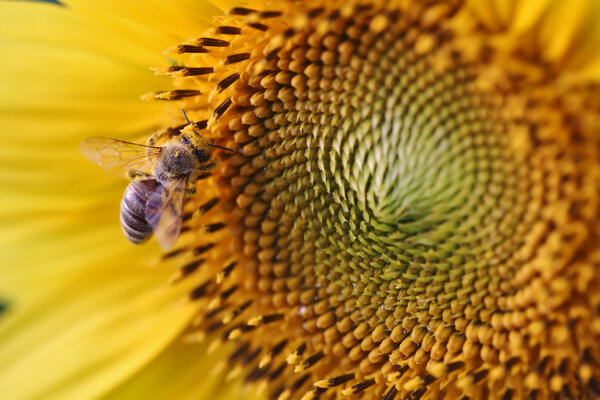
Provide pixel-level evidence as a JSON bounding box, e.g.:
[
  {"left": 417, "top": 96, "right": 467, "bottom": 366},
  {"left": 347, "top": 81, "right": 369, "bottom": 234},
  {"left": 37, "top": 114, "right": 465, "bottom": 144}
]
[{"left": 1, "top": 0, "right": 600, "bottom": 399}]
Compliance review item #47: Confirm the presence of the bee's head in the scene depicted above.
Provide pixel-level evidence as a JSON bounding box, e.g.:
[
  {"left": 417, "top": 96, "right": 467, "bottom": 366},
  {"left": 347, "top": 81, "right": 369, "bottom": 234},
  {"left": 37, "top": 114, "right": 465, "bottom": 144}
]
[
  {"left": 179, "top": 133, "right": 211, "bottom": 164},
  {"left": 178, "top": 133, "right": 193, "bottom": 147}
]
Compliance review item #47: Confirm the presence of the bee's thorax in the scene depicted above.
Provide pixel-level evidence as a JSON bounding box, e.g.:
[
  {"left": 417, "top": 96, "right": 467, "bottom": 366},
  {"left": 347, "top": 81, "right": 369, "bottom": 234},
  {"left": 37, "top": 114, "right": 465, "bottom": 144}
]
[{"left": 155, "top": 144, "right": 199, "bottom": 184}]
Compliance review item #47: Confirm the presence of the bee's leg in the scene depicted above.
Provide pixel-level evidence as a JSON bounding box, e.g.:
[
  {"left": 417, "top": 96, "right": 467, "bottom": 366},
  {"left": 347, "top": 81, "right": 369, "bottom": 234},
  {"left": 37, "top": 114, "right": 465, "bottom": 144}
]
[{"left": 127, "top": 169, "right": 152, "bottom": 180}]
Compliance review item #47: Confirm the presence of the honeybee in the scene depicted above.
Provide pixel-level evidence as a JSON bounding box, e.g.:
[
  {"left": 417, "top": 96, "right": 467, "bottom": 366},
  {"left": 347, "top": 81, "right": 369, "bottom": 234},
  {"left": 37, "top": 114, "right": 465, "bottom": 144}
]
[{"left": 81, "top": 132, "right": 230, "bottom": 250}]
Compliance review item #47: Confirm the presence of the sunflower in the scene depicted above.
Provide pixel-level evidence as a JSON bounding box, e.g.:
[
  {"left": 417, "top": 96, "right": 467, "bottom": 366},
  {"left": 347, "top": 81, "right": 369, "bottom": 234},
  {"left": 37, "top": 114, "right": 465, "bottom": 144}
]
[{"left": 1, "top": 0, "right": 599, "bottom": 399}]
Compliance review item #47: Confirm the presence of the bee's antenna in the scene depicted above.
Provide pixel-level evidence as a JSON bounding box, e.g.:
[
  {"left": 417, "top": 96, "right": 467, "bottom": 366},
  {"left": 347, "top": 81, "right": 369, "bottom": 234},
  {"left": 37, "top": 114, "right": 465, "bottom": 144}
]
[
  {"left": 207, "top": 143, "right": 234, "bottom": 152},
  {"left": 180, "top": 108, "right": 192, "bottom": 125}
]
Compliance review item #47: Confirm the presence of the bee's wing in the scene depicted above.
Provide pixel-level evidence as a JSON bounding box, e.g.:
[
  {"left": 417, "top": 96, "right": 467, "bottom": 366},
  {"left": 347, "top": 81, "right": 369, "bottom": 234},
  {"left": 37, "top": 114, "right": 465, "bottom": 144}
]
[
  {"left": 144, "top": 178, "right": 188, "bottom": 250},
  {"left": 80, "top": 137, "right": 162, "bottom": 178}
]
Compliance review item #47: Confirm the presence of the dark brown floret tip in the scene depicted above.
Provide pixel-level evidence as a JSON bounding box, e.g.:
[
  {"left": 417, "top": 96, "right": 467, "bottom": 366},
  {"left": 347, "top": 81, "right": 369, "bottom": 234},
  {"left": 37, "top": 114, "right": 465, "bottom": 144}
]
[
  {"left": 173, "top": 44, "right": 209, "bottom": 53},
  {"left": 248, "top": 22, "right": 269, "bottom": 31},
  {"left": 161, "top": 66, "right": 214, "bottom": 76},
  {"left": 229, "top": 7, "right": 256, "bottom": 16},
  {"left": 217, "top": 25, "right": 242, "bottom": 35},
  {"left": 217, "top": 73, "right": 240, "bottom": 92},
  {"left": 204, "top": 222, "right": 226, "bottom": 233},
  {"left": 213, "top": 98, "right": 232, "bottom": 119},
  {"left": 225, "top": 53, "right": 251, "bottom": 65},
  {"left": 198, "top": 197, "right": 219, "bottom": 214},
  {"left": 162, "top": 246, "right": 188, "bottom": 260},
  {"left": 189, "top": 281, "right": 210, "bottom": 300},
  {"left": 197, "top": 37, "right": 230, "bottom": 47},
  {"left": 193, "top": 242, "right": 215, "bottom": 256},
  {"left": 147, "top": 89, "right": 201, "bottom": 100}
]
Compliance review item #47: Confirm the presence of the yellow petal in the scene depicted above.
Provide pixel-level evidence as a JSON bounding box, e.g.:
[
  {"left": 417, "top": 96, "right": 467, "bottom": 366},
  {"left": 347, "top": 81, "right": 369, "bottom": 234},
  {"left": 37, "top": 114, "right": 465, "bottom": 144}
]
[
  {"left": 576, "top": 55, "right": 600, "bottom": 82},
  {"left": 0, "top": 1, "right": 165, "bottom": 69},
  {"left": 0, "top": 233, "right": 198, "bottom": 400},
  {"left": 538, "top": 0, "right": 593, "bottom": 62},
  {"left": 0, "top": 0, "right": 172, "bottom": 230},
  {"left": 207, "top": 0, "right": 240, "bottom": 12},
  {"left": 102, "top": 340, "right": 253, "bottom": 400},
  {"left": 0, "top": 1, "right": 172, "bottom": 135},
  {"left": 466, "top": 0, "right": 504, "bottom": 30},
  {"left": 0, "top": 2, "right": 199, "bottom": 399},
  {"left": 512, "top": 0, "right": 553, "bottom": 33},
  {"left": 491, "top": 0, "right": 518, "bottom": 25},
  {"left": 61, "top": 0, "right": 221, "bottom": 55}
]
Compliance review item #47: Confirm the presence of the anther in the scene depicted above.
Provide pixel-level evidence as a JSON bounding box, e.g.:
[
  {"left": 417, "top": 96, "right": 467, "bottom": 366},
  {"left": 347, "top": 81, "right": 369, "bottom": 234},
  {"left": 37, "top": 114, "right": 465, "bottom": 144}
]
[
  {"left": 307, "top": 7, "right": 325, "bottom": 18},
  {"left": 228, "top": 342, "right": 250, "bottom": 362},
  {"left": 205, "top": 222, "right": 226, "bottom": 233},
  {"left": 382, "top": 386, "right": 398, "bottom": 400},
  {"left": 225, "top": 53, "right": 251, "bottom": 65},
  {"left": 473, "top": 369, "right": 489, "bottom": 383},
  {"left": 248, "top": 23, "right": 268, "bottom": 31},
  {"left": 259, "top": 339, "right": 288, "bottom": 368},
  {"left": 245, "top": 366, "right": 268, "bottom": 382},
  {"left": 266, "top": 47, "right": 283, "bottom": 60},
  {"left": 501, "top": 388, "right": 514, "bottom": 400},
  {"left": 411, "top": 388, "right": 427, "bottom": 400},
  {"left": 217, "top": 73, "right": 240, "bottom": 92},
  {"left": 300, "top": 388, "right": 324, "bottom": 400},
  {"left": 327, "top": 9, "right": 341, "bottom": 21},
  {"left": 291, "top": 374, "right": 311, "bottom": 391},
  {"left": 196, "top": 37, "right": 230, "bottom": 47},
  {"left": 213, "top": 98, "right": 233, "bottom": 119},
  {"left": 217, "top": 261, "right": 237, "bottom": 283},
  {"left": 168, "top": 44, "right": 209, "bottom": 54},
  {"left": 295, "top": 352, "right": 324, "bottom": 372},
  {"left": 242, "top": 348, "right": 262, "bottom": 365},
  {"left": 169, "top": 258, "right": 205, "bottom": 284},
  {"left": 342, "top": 379, "right": 375, "bottom": 395},
  {"left": 143, "top": 89, "right": 201, "bottom": 101},
  {"left": 314, "top": 373, "right": 354, "bottom": 388},
  {"left": 259, "top": 11, "right": 282, "bottom": 18},
  {"left": 162, "top": 246, "right": 188, "bottom": 259},
  {"left": 206, "top": 305, "right": 227, "bottom": 321},
  {"left": 193, "top": 242, "right": 215, "bottom": 255},
  {"left": 229, "top": 7, "right": 256, "bottom": 15},
  {"left": 505, "top": 357, "right": 519, "bottom": 370},
  {"left": 222, "top": 300, "right": 252, "bottom": 324},
  {"left": 286, "top": 343, "right": 307, "bottom": 365},
  {"left": 189, "top": 281, "right": 211, "bottom": 300},
  {"left": 447, "top": 361, "right": 466, "bottom": 372},
  {"left": 247, "top": 313, "right": 284, "bottom": 326},
  {"left": 217, "top": 26, "right": 242, "bottom": 35},
  {"left": 153, "top": 66, "right": 214, "bottom": 77},
  {"left": 219, "top": 285, "right": 238, "bottom": 300},
  {"left": 199, "top": 197, "right": 219, "bottom": 214},
  {"left": 268, "top": 363, "right": 286, "bottom": 381}
]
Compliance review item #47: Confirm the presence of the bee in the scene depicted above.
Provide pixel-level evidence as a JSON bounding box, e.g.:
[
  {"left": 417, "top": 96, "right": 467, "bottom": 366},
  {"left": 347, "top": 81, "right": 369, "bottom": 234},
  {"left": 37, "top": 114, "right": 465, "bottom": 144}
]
[{"left": 81, "top": 131, "right": 231, "bottom": 250}]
